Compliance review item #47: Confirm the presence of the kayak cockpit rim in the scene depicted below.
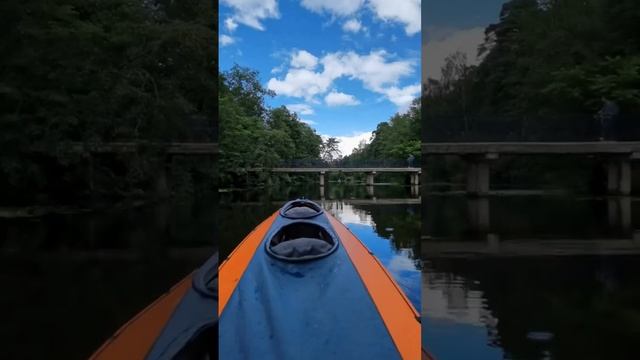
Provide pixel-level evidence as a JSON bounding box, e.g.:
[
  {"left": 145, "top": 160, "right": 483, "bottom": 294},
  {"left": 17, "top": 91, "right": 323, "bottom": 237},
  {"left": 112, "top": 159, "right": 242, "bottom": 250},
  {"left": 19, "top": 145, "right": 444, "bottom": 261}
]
[
  {"left": 265, "top": 220, "right": 339, "bottom": 262},
  {"left": 279, "top": 199, "right": 324, "bottom": 219}
]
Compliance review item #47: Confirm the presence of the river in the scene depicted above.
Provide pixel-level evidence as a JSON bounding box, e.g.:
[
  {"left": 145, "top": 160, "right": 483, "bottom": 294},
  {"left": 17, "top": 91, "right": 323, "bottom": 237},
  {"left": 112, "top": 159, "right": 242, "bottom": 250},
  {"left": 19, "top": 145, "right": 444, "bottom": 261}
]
[
  {"left": 1, "top": 184, "right": 421, "bottom": 359},
  {"left": 0, "top": 199, "right": 216, "bottom": 360},
  {"left": 5, "top": 188, "right": 637, "bottom": 359},
  {"left": 422, "top": 194, "right": 640, "bottom": 360}
]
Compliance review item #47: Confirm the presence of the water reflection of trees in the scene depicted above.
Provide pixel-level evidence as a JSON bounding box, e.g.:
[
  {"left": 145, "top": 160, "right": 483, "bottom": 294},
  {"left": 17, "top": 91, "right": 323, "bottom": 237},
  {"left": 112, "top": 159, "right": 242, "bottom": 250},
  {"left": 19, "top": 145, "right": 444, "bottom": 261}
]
[
  {"left": 217, "top": 202, "right": 280, "bottom": 257},
  {"left": 425, "top": 257, "right": 640, "bottom": 359},
  {"left": 1, "top": 197, "right": 218, "bottom": 253},
  {"left": 0, "top": 255, "right": 207, "bottom": 360},
  {"left": 355, "top": 204, "right": 421, "bottom": 264}
]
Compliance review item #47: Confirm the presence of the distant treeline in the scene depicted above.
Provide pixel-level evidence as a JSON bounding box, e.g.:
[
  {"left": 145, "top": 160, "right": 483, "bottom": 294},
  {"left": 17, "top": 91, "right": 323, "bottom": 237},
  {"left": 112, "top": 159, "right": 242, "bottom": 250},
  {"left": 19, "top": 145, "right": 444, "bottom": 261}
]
[
  {"left": 424, "top": 0, "right": 640, "bottom": 191},
  {"left": 0, "top": 0, "right": 216, "bottom": 205},
  {"left": 425, "top": 0, "right": 639, "bottom": 121},
  {"left": 218, "top": 65, "right": 421, "bottom": 187},
  {"left": 218, "top": 65, "right": 322, "bottom": 187},
  {"left": 341, "top": 98, "right": 421, "bottom": 166}
]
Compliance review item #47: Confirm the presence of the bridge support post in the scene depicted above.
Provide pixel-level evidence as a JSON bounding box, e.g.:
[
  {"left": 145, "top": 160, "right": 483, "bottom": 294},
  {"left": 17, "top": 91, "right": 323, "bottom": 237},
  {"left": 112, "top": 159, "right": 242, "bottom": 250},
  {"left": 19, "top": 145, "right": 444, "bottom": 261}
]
[
  {"left": 608, "top": 197, "right": 632, "bottom": 233},
  {"left": 465, "top": 154, "right": 496, "bottom": 196},
  {"left": 85, "top": 154, "right": 95, "bottom": 194},
  {"left": 468, "top": 197, "right": 490, "bottom": 233},
  {"left": 607, "top": 158, "right": 632, "bottom": 195},
  {"left": 319, "top": 171, "right": 325, "bottom": 187},
  {"left": 155, "top": 156, "right": 171, "bottom": 198},
  {"left": 366, "top": 171, "right": 376, "bottom": 186},
  {"left": 410, "top": 172, "right": 420, "bottom": 185},
  {"left": 620, "top": 160, "right": 631, "bottom": 195}
]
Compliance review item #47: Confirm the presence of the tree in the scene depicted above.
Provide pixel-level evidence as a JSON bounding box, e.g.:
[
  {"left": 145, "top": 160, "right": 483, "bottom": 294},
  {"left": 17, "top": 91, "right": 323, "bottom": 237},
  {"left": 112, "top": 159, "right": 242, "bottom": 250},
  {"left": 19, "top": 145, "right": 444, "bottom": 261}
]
[
  {"left": 341, "top": 97, "right": 421, "bottom": 166},
  {"left": 0, "top": 0, "right": 216, "bottom": 204},
  {"left": 218, "top": 66, "right": 323, "bottom": 185},
  {"left": 321, "top": 137, "right": 342, "bottom": 163}
]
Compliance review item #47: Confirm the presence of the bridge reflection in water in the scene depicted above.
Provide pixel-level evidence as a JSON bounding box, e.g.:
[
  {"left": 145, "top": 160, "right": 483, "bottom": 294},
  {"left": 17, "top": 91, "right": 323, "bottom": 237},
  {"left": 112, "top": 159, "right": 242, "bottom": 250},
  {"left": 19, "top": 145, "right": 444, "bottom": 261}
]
[
  {"left": 318, "top": 184, "right": 420, "bottom": 200},
  {"left": 422, "top": 195, "right": 640, "bottom": 257},
  {"left": 421, "top": 194, "right": 640, "bottom": 359}
]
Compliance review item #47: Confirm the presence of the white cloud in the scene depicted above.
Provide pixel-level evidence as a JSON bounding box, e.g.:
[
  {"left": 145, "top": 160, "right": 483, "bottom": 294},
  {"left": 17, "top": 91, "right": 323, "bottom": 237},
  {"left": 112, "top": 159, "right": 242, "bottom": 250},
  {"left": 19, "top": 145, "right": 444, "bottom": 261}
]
[
  {"left": 300, "top": 0, "right": 364, "bottom": 16},
  {"left": 330, "top": 202, "right": 374, "bottom": 225},
  {"left": 300, "top": 119, "right": 317, "bottom": 125},
  {"left": 423, "top": 27, "right": 485, "bottom": 80},
  {"left": 286, "top": 103, "right": 315, "bottom": 115},
  {"left": 325, "top": 91, "right": 360, "bottom": 106},
  {"left": 290, "top": 50, "right": 318, "bottom": 69},
  {"left": 267, "top": 68, "right": 333, "bottom": 101},
  {"left": 368, "top": 0, "right": 420, "bottom": 35},
  {"left": 380, "top": 84, "right": 420, "bottom": 109},
  {"left": 387, "top": 254, "right": 418, "bottom": 273},
  {"left": 224, "top": 18, "right": 238, "bottom": 32},
  {"left": 342, "top": 19, "right": 363, "bottom": 33},
  {"left": 221, "top": 0, "right": 279, "bottom": 31},
  {"left": 321, "top": 50, "right": 414, "bottom": 92},
  {"left": 322, "top": 132, "right": 372, "bottom": 156},
  {"left": 219, "top": 34, "right": 235, "bottom": 47},
  {"left": 267, "top": 49, "right": 417, "bottom": 108}
]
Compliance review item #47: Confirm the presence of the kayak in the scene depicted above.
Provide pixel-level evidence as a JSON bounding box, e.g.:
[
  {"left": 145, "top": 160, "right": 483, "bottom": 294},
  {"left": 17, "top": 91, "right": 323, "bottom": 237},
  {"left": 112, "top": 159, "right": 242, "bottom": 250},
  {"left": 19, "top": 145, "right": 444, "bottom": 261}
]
[
  {"left": 219, "top": 199, "right": 421, "bottom": 359},
  {"left": 90, "top": 253, "right": 218, "bottom": 360},
  {"left": 90, "top": 199, "right": 426, "bottom": 359}
]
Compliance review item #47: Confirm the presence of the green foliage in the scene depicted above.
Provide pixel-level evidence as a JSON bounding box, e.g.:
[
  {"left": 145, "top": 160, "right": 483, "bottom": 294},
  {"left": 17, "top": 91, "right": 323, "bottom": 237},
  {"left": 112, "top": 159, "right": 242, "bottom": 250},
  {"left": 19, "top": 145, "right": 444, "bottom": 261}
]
[
  {"left": 321, "top": 137, "right": 341, "bottom": 163},
  {"left": 424, "top": 0, "right": 640, "bottom": 190},
  {"left": 0, "top": 0, "right": 216, "bottom": 205},
  {"left": 342, "top": 98, "right": 421, "bottom": 165},
  {"left": 218, "top": 64, "right": 422, "bottom": 187},
  {"left": 427, "top": 0, "right": 640, "bottom": 118},
  {"left": 218, "top": 66, "right": 323, "bottom": 186}
]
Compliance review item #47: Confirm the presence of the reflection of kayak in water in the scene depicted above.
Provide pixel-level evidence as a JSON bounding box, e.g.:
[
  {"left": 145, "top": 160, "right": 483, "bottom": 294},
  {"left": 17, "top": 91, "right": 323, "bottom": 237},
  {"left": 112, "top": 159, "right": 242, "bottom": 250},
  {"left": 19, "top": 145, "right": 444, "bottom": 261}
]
[
  {"left": 219, "top": 199, "right": 421, "bottom": 359},
  {"left": 90, "top": 254, "right": 218, "bottom": 360}
]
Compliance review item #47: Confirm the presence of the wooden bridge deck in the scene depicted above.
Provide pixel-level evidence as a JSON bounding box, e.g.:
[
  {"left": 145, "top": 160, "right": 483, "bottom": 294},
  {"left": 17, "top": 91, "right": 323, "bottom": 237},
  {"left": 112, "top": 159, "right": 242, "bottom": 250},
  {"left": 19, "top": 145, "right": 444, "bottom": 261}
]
[
  {"left": 422, "top": 141, "right": 640, "bottom": 195},
  {"left": 422, "top": 141, "right": 640, "bottom": 156},
  {"left": 37, "top": 142, "right": 218, "bottom": 155}
]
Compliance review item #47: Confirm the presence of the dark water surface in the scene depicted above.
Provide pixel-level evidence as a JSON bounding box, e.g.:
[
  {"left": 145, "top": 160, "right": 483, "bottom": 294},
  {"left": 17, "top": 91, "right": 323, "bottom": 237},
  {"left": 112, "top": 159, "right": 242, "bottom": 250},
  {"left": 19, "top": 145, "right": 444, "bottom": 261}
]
[
  {"left": 9, "top": 186, "right": 639, "bottom": 360},
  {"left": 422, "top": 194, "right": 640, "bottom": 360},
  {"left": 1, "top": 199, "right": 216, "bottom": 360},
  {"left": 1, "top": 184, "right": 421, "bottom": 359}
]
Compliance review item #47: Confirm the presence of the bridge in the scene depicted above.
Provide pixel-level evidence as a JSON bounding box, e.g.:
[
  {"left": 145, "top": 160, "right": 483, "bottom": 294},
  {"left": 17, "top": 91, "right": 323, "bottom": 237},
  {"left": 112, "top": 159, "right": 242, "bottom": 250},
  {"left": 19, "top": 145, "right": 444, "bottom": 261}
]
[
  {"left": 30, "top": 142, "right": 218, "bottom": 196},
  {"left": 43, "top": 142, "right": 219, "bottom": 155},
  {"left": 423, "top": 141, "right": 640, "bottom": 195}
]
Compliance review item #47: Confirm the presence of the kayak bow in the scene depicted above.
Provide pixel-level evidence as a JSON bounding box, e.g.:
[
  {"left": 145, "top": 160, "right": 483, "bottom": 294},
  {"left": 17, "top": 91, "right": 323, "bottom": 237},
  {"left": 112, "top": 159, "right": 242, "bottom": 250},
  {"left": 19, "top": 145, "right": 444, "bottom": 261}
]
[{"left": 219, "top": 199, "right": 420, "bottom": 359}]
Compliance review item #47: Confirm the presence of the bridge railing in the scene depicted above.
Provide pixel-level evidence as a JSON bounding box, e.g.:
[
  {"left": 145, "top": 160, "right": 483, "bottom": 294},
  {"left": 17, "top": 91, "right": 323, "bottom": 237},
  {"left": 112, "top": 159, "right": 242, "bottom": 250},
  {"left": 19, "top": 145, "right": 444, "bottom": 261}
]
[
  {"left": 277, "top": 159, "right": 415, "bottom": 168},
  {"left": 424, "top": 114, "right": 640, "bottom": 142}
]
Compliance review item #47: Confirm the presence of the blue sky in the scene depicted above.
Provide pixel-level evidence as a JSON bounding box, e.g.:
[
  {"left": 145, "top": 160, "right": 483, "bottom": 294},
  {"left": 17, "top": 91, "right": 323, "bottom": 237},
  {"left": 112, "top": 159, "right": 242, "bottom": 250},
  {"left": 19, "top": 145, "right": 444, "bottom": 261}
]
[{"left": 219, "top": 0, "right": 421, "bottom": 156}]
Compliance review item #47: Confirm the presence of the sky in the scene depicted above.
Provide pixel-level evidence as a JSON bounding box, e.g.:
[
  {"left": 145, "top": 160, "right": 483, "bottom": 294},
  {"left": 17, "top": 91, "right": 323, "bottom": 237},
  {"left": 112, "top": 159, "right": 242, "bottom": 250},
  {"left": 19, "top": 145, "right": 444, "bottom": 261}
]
[
  {"left": 422, "top": 0, "right": 508, "bottom": 82},
  {"left": 219, "top": 0, "right": 508, "bottom": 156},
  {"left": 219, "top": 0, "right": 421, "bottom": 156}
]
